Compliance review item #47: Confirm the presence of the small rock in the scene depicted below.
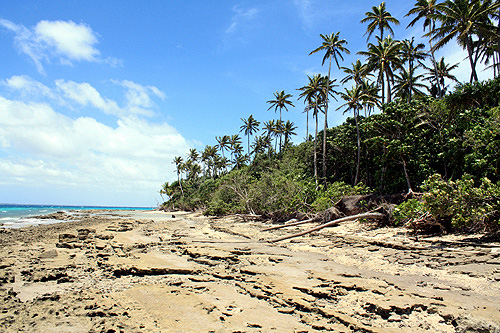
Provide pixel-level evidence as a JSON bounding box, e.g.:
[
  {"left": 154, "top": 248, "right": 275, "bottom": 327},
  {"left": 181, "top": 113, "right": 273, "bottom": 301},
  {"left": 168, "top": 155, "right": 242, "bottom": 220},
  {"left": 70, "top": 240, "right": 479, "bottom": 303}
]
[
  {"left": 39, "top": 249, "right": 58, "bottom": 259},
  {"left": 59, "top": 233, "right": 77, "bottom": 243},
  {"left": 387, "top": 314, "right": 402, "bottom": 322}
]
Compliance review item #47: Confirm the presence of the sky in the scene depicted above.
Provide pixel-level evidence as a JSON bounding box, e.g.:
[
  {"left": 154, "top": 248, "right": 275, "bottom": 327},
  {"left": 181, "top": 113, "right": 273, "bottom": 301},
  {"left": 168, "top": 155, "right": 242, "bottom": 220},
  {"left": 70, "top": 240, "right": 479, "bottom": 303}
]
[{"left": 0, "top": 0, "right": 495, "bottom": 207}]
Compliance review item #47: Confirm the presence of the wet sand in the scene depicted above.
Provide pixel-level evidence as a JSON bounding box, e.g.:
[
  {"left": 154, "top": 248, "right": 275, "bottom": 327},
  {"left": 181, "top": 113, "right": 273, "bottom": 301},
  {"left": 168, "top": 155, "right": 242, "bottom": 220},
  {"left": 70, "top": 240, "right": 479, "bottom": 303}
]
[{"left": 0, "top": 210, "right": 499, "bottom": 332}]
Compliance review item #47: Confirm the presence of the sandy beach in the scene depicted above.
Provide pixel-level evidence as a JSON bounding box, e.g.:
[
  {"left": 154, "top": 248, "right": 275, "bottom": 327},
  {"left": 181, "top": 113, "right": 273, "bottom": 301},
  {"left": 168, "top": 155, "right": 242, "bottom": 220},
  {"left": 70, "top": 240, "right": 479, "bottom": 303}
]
[{"left": 0, "top": 210, "right": 499, "bottom": 332}]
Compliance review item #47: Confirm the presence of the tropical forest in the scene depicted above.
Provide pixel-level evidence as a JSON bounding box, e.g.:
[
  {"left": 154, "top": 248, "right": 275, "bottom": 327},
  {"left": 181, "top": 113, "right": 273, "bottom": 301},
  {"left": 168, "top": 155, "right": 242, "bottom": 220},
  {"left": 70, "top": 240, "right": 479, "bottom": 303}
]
[{"left": 160, "top": 0, "right": 500, "bottom": 235}]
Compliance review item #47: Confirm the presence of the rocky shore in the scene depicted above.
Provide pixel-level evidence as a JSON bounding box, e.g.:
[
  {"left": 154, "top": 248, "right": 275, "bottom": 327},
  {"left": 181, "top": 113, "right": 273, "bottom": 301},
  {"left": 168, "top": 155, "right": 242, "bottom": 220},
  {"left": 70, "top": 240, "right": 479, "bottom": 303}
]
[{"left": 0, "top": 210, "right": 499, "bottom": 332}]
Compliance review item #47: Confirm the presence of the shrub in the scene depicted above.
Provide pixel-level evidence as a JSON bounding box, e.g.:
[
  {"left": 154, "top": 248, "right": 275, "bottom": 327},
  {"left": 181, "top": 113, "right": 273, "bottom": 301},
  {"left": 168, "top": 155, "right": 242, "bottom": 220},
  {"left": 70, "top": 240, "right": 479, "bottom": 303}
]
[
  {"left": 311, "top": 181, "right": 372, "bottom": 212},
  {"left": 422, "top": 174, "right": 500, "bottom": 231}
]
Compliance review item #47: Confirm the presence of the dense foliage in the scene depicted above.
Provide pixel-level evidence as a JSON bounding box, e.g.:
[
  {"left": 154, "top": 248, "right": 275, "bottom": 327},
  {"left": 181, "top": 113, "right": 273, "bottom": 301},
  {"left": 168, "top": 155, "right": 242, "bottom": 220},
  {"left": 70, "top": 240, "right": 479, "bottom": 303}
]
[{"left": 160, "top": 1, "right": 500, "bottom": 232}]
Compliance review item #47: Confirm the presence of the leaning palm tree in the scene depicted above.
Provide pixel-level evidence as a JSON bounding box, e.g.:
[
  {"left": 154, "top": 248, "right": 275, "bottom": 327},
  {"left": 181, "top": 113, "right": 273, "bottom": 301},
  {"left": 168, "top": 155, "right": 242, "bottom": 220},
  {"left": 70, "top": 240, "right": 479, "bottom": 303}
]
[
  {"left": 239, "top": 115, "right": 261, "bottom": 156},
  {"left": 337, "top": 85, "right": 365, "bottom": 185},
  {"left": 266, "top": 90, "right": 294, "bottom": 122},
  {"left": 427, "top": 0, "right": 500, "bottom": 82},
  {"left": 361, "top": 1, "right": 400, "bottom": 41},
  {"left": 358, "top": 36, "right": 402, "bottom": 105},
  {"left": 309, "top": 31, "right": 349, "bottom": 186}
]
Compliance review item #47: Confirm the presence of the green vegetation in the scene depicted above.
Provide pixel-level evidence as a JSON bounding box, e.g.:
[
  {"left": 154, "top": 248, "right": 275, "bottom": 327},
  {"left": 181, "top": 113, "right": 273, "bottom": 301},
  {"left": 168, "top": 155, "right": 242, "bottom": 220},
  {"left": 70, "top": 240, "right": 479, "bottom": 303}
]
[{"left": 160, "top": 1, "right": 500, "bottom": 233}]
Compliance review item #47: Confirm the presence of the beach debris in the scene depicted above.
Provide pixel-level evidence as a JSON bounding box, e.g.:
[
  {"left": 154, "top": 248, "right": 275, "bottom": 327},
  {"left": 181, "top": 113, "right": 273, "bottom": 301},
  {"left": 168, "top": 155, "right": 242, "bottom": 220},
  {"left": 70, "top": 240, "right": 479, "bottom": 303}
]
[{"left": 268, "top": 212, "right": 386, "bottom": 242}]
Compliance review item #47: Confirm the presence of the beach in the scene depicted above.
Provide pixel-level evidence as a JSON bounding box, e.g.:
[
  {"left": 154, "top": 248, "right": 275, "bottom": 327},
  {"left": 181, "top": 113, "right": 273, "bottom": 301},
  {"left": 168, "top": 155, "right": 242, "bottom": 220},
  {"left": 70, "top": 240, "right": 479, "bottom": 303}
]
[{"left": 0, "top": 210, "right": 499, "bottom": 332}]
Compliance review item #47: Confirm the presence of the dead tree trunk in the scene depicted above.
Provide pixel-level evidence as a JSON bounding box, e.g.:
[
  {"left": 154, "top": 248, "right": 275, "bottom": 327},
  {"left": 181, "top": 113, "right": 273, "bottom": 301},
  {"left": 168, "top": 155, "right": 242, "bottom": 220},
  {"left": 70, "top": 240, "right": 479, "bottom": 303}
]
[{"left": 269, "top": 212, "right": 385, "bottom": 243}]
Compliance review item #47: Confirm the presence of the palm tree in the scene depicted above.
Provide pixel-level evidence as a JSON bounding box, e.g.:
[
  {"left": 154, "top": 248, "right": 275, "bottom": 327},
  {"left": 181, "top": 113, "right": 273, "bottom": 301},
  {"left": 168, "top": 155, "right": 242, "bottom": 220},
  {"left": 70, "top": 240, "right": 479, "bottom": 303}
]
[
  {"left": 427, "top": 0, "right": 500, "bottom": 82},
  {"left": 358, "top": 36, "right": 402, "bottom": 105},
  {"left": 229, "top": 134, "right": 242, "bottom": 164},
  {"left": 400, "top": 38, "right": 427, "bottom": 101},
  {"left": 406, "top": 0, "right": 442, "bottom": 95},
  {"left": 423, "top": 56, "right": 459, "bottom": 97},
  {"left": 266, "top": 90, "right": 294, "bottom": 122},
  {"left": 337, "top": 85, "right": 365, "bottom": 185},
  {"left": 361, "top": 1, "right": 400, "bottom": 41},
  {"left": 282, "top": 120, "right": 297, "bottom": 148},
  {"left": 393, "top": 67, "right": 427, "bottom": 102},
  {"left": 263, "top": 120, "right": 276, "bottom": 158},
  {"left": 298, "top": 74, "right": 324, "bottom": 141},
  {"left": 188, "top": 148, "right": 199, "bottom": 164},
  {"left": 360, "top": 79, "right": 381, "bottom": 116},
  {"left": 250, "top": 135, "right": 268, "bottom": 157},
  {"left": 340, "top": 59, "right": 372, "bottom": 85},
  {"left": 215, "top": 135, "right": 230, "bottom": 159},
  {"left": 172, "top": 156, "right": 184, "bottom": 197},
  {"left": 309, "top": 31, "right": 349, "bottom": 186},
  {"left": 239, "top": 115, "right": 261, "bottom": 156}
]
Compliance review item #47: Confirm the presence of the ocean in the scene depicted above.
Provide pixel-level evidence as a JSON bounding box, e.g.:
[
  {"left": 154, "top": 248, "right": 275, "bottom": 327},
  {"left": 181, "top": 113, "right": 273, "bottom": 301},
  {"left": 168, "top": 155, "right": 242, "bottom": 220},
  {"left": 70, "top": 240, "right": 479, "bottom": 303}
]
[{"left": 0, "top": 204, "right": 153, "bottom": 228}]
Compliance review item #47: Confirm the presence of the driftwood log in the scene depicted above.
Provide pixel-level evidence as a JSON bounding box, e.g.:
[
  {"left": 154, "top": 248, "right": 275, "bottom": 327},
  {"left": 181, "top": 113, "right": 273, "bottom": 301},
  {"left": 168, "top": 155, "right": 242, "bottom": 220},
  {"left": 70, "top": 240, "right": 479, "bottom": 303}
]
[
  {"left": 269, "top": 212, "right": 385, "bottom": 243},
  {"left": 262, "top": 216, "right": 321, "bottom": 231}
]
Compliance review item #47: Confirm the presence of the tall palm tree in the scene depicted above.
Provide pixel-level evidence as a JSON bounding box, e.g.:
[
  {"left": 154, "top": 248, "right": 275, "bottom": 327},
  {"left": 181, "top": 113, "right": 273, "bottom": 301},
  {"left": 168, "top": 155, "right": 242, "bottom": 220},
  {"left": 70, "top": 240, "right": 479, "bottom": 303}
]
[
  {"left": 393, "top": 67, "right": 427, "bottom": 102},
  {"left": 229, "top": 134, "right": 242, "bottom": 166},
  {"left": 239, "top": 115, "right": 261, "bottom": 156},
  {"left": 215, "top": 135, "right": 230, "bottom": 159},
  {"left": 358, "top": 36, "right": 402, "bottom": 105},
  {"left": 406, "top": 0, "right": 442, "bottom": 95},
  {"left": 310, "top": 31, "right": 349, "bottom": 186},
  {"left": 263, "top": 120, "right": 276, "bottom": 158},
  {"left": 172, "top": 156, "right": 184, "bottom": 197},
  {"left": 298, "top": 74, "right": 324, "bottom": 141},
  {"left": 361, "top": 1, "right": 400, "bottom": 41},
  {"left": 400, "top": 38, "right": 427, "bottom": 101},
  {"left": 337, "top": 84, "right": 366, "bottom": 185},
  {"left": 427, "top": 0, "right": 500, "bottom": 82},
  {"left": 266, "top": 90, "right": 294, "bottom": 122},
  {"left": 423, "top": 56, "right": 459, "bottom": 97},
  {"left": 340, "top": 59, "right": 372, "bottom": 85}
]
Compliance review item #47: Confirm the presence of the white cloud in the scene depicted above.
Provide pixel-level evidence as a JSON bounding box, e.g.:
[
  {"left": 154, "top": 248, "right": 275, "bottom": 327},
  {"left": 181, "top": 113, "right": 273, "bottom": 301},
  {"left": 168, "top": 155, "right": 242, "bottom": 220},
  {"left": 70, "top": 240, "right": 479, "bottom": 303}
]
[
  {"left": 35, "top": 20, "right": 99, "bottom": 61},
  {"left": 112, "top": 80, "right": 166, "bottom": 116},
  {"left": 0, "top": 19, "right": 120, "bottom": 74},
  {"left": 55, "top": 79, "right": 121, "bottom": 116},
  {"left": 0, "top": 95, "right": 190, "bottom": 202},
  {"left": 293, "top": 0, "right": 313, "bottom": 29},
  {"left": 2, "top": 75, "right": 55, "bottom": 100},
  {"left": 225, "top": 6, "right": 259, "bottom": 34}
]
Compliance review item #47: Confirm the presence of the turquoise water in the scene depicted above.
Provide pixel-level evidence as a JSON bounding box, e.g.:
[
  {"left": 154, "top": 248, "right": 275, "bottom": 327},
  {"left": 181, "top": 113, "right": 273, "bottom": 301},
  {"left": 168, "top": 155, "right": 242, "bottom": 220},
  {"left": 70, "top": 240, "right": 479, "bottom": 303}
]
[{"left": 0, "top": 204, "right": 153, "bottom": 228}]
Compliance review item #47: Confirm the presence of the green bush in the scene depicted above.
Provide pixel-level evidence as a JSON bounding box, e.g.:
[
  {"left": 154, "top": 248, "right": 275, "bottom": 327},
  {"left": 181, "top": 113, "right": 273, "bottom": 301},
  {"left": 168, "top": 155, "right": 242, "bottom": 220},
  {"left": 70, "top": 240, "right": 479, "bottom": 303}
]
[
  {"left": 422, "top": 174, "right": 500, "bottom": 231},
  {"left": 311, "top": 181, "right": 372, "bottom": 212},
  {"left": 392, "top": 198, "right": 424, "bottom": 226}
]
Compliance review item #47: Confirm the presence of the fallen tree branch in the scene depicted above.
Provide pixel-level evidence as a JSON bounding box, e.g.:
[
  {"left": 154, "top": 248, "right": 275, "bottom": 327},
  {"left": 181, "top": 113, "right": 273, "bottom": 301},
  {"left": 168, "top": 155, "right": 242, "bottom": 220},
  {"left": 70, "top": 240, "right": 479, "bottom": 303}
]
[
  {"left": 262, "top": 216, "right": 321, "bottom": 231},
  {"left": 269, "top": 212, "right": 385, "bottom": 243}
]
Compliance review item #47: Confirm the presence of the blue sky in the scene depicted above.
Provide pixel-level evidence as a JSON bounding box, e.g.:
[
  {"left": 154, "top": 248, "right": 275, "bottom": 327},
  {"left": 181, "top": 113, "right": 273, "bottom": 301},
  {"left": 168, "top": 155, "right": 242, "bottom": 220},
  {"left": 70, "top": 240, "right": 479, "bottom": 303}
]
[{"left": 0, "top": 0, "right": 494, "bottom": 206}]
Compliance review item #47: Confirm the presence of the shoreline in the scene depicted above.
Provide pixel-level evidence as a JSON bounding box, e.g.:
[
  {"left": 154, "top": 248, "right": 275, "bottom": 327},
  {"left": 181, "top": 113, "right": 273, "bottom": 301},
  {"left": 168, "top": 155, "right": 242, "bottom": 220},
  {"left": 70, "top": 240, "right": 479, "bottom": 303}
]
[{"left": 0, "top": 210, "right": 499, "bottom": 331}]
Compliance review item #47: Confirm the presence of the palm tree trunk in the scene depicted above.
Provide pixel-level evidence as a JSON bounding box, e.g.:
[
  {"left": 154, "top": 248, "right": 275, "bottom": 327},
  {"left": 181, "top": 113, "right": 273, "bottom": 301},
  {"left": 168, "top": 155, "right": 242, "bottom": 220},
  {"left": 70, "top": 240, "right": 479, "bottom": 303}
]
[
  {"left": 354, "top": 108, "right": 361, "bottom": 186},
  {"left": 402, "top": 157, "right": 413, "bottom": 194},
  {"left": 428, "top": 32, "right": 441, "bottom": 98},
  {"left": 314, "top": 112, "right": 318, "bottom": 188},
  {"left": 466, "top": 37, "right": 478, "bottom": 82},
  {"left": 323, "top": 57, "right": 332, "bottom": 187},
  {"left": 380, "top": 71, "right": 385, "bottom": 105}
]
